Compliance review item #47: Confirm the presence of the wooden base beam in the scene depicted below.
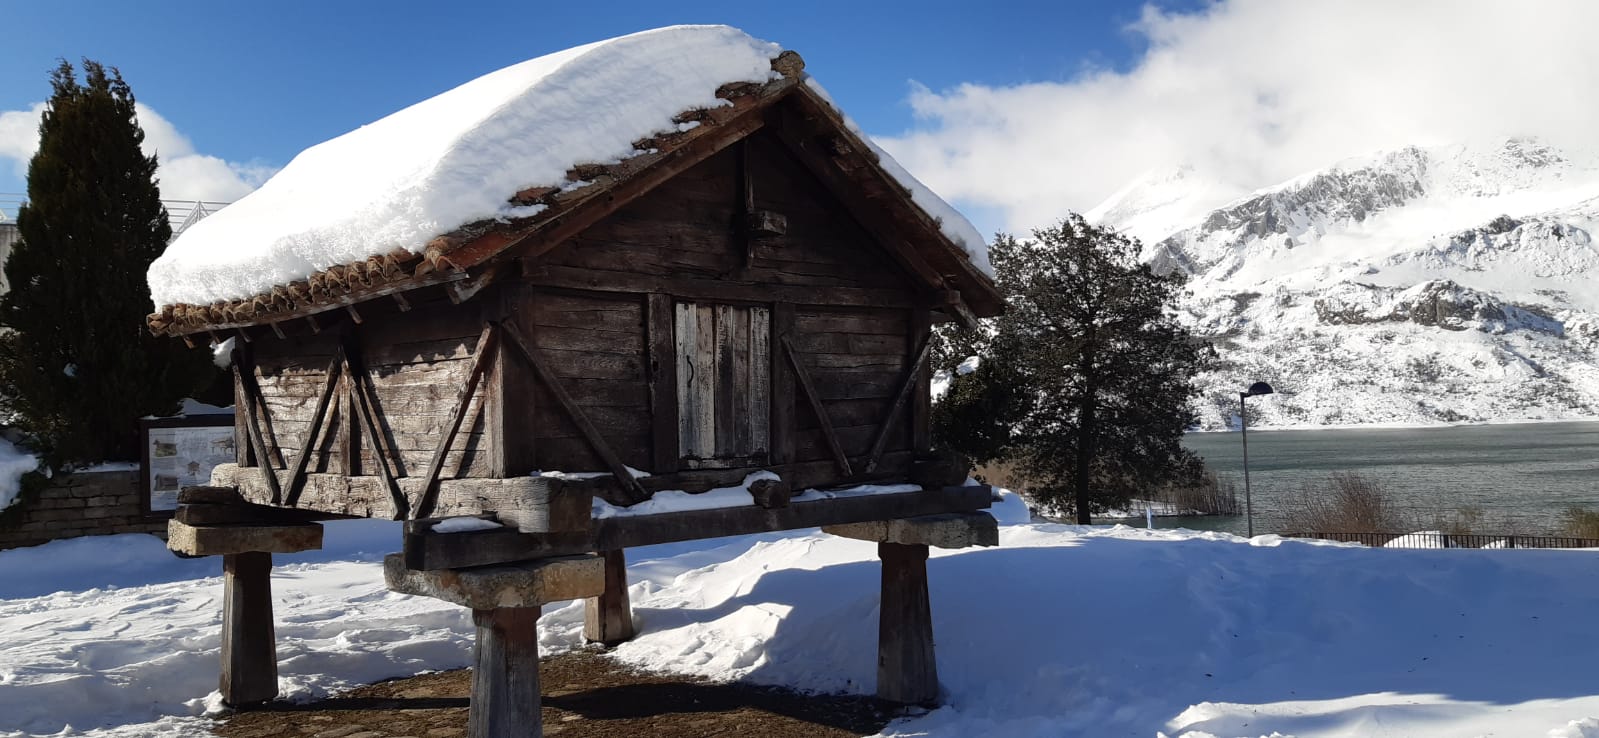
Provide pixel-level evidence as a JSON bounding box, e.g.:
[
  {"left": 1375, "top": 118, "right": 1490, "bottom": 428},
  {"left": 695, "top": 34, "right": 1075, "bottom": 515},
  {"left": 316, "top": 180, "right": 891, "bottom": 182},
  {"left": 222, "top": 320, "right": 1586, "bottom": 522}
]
[
  {"left": 402, "top": 485, "right": 994, "bottom": 571},
  {"left": 221, "top": 551, "right": 278, "bottom": 707},
  {"left": 877, "top": 542, "right": 938, "bottom": 705},
  {"left": 583, "top": 549, "right": 635, "bottom": 646},
  {"left": 469, "top": 606, "right": 543, "bottom": 738}
]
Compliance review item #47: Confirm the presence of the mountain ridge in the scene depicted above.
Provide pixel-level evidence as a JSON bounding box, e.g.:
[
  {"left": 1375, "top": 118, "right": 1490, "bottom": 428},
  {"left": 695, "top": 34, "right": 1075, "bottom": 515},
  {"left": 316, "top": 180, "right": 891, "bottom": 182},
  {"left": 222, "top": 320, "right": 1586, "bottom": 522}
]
[{"left": 1090, "top": 138, "right": 1599, "bottom": 429}]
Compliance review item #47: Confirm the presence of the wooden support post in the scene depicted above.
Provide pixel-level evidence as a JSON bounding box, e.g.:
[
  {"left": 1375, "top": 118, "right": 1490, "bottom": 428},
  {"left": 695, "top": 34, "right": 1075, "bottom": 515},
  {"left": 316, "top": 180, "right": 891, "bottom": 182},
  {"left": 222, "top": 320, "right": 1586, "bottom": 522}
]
[
  {"left": 646, "top": 294, "right": 680, "bottom": 474},
  {"left": 910, "top": 308, "right": 933, "bottom": 454},
  {"left": 583, "top": 549, "right": 635, "bottom": 646},
  {"left": 469, "top": 606, "right": 542, "bottom": 738},
  {"left": 220, "top": 551, "right": 278, "bottom": 707},
  {"left": 877, "top": 542, "right": 938, "bottom": 705},
  {"left": 769, "top": 303, "right": 796, "bottom": 465}
]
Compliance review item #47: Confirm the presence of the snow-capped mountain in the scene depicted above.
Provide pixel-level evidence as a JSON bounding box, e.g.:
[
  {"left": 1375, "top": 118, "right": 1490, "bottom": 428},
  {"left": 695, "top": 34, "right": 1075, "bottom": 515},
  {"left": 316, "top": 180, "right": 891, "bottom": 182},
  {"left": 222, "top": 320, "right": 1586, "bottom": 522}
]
[{"left": 1091, "top": 138, "right": 1599, "bottom": 429}]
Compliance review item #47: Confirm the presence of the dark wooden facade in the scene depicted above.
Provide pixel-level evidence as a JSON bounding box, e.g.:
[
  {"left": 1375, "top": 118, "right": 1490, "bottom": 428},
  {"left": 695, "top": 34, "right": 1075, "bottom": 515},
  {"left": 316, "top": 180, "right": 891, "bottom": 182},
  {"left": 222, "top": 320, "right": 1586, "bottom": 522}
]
[
  {"left": 181, "top": 74, "right": 1001, "bottom": 533},
  {"left": 161, "top": 48, "right": 1002, "bottom": 726}
]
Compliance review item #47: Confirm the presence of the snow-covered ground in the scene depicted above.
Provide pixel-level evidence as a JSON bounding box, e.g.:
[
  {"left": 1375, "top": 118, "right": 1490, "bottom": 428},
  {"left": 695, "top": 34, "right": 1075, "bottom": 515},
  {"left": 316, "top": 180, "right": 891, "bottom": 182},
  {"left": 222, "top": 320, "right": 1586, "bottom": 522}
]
[{"left": 4, "top": 496, "right": 1599, "bottom": 738}]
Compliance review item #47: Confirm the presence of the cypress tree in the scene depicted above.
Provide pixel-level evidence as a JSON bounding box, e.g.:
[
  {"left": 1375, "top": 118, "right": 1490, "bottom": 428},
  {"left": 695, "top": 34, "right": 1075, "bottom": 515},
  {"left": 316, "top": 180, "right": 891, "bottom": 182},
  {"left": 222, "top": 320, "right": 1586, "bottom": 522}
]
[{"left": 0, "top": 60, "right": 217, "bottom": 465}]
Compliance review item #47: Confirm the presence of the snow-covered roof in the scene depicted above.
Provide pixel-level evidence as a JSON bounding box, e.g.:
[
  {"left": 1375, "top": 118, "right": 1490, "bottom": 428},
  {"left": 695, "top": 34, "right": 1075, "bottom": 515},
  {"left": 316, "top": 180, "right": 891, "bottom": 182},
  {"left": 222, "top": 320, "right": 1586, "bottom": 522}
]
[{"left": 146, "top": 25, "right": 994, "bottom": 333}]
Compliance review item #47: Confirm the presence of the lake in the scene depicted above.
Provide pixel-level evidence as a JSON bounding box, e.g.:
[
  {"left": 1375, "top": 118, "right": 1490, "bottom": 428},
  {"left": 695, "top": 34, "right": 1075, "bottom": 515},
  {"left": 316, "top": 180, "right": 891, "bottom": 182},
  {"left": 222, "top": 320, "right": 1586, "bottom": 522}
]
[{"left": 1117, "top": 421, "right": 1599, "bottom": 536}]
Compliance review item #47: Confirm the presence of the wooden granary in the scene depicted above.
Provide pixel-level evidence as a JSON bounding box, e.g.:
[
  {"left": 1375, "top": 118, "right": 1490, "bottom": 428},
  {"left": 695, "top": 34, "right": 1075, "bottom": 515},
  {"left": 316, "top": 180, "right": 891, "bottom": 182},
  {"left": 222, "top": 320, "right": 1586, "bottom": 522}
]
[{"left": 151, "top": 26, "right": 1002, "bottom": 736}]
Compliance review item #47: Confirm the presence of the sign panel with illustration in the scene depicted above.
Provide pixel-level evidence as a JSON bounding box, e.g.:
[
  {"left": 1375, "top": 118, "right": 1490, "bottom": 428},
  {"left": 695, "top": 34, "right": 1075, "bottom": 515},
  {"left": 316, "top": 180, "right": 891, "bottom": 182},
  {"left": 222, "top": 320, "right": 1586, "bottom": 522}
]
[{"left": 141, "top": 416, "right": 235, "bottom": 513}]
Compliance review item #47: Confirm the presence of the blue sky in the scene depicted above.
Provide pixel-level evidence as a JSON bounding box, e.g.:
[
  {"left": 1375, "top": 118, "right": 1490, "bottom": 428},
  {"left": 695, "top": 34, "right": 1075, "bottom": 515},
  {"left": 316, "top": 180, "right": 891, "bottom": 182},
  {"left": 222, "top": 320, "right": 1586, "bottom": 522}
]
[
  {"left": 4, "top": 1, "right": 1594, "bottom": 237},
  {"left": 0, "top": 2, "right": 1192, "bottom": 195}
]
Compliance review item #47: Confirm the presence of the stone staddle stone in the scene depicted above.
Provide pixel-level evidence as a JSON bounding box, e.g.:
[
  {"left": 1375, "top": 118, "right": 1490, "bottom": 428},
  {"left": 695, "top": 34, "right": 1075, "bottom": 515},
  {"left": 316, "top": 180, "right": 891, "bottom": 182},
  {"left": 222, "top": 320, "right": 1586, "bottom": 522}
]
[
  {"left": 823, "top": 511, "right": 999, "bottom": 549},
  {"left": 384, "top": 553, "right": 606, "bottom": 609},
  {"left": 167, "top": 519, "right": 323, "bottom": 556}
]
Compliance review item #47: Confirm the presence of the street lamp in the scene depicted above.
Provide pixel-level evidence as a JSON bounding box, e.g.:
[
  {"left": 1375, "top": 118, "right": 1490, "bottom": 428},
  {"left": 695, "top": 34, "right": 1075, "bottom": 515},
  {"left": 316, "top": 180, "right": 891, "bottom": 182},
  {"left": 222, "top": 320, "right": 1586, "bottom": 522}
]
[{"left": 1240, "top": 381, "right": 1274, "bottom": 538}]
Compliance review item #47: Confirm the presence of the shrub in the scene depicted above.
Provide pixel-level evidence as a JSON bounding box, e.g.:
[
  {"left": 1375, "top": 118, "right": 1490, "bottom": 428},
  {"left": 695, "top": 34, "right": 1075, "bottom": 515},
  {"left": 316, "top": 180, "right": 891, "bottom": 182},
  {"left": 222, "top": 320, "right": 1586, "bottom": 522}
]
[
  {"left": 1561, "top": 507, "right": 1599, "bottom": 539},
  {"left": 1153, "top": 471, "right": 1240, "bottom": 516},
  {"left": 1281, "top": 471, "right": 1409, "bottom": 533}
]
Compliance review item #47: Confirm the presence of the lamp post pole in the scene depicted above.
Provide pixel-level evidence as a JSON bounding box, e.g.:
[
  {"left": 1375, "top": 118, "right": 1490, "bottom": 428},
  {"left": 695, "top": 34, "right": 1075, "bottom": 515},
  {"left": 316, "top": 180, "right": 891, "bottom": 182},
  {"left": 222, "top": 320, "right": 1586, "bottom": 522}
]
[
  {"left": 1240, "top": 392, "right": 1254, "bottom": 538},
  {"left": 1239, "top": 381, "right": 1274, "bottom": 539}
]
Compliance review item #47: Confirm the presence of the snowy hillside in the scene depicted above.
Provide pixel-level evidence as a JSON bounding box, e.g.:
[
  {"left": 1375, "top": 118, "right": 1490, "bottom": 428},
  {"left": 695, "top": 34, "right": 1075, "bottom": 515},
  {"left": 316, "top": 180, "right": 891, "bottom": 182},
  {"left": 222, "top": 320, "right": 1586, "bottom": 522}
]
[
  {"left": 8, "top": 509, "right": 1599, "bottom": 737},
  {"left": 1091, "top": 138, "right": 1599, "bottom": 428}
]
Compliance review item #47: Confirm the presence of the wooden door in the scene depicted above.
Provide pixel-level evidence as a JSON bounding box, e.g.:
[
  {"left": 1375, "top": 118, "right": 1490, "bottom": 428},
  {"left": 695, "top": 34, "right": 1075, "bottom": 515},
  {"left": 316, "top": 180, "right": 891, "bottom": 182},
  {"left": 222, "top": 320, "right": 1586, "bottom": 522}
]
[{"left": 674, "top": 302, "right": 770, "bottom": 468}]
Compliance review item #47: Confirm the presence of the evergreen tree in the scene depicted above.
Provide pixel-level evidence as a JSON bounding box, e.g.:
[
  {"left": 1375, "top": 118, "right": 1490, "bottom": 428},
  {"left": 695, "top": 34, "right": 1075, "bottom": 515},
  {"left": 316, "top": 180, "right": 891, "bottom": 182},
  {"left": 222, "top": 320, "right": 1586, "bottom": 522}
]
[
  {"left": 934, "top": 215, "right": 1213, "bottom": 522},
  {"left": 0, "top": 60, "right": 216, "bottom": 465}
]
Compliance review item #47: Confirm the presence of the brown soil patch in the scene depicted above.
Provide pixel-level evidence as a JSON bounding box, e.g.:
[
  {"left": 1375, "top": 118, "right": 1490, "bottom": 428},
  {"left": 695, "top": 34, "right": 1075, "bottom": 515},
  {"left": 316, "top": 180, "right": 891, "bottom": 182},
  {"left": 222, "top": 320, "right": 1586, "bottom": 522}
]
[{"left": 214, "top": 649, "right": 896, "bottom": 738}]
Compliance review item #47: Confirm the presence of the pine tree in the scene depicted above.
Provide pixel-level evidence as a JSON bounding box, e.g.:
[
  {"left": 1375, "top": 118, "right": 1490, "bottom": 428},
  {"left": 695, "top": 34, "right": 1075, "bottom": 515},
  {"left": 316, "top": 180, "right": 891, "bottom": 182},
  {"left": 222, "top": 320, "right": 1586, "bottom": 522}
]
[
  {"left": 0, "top": 60, "right": 217, "bottom": 465},
  {"left": 934, "top": 215, "right": 1213, "bottom": 522}
]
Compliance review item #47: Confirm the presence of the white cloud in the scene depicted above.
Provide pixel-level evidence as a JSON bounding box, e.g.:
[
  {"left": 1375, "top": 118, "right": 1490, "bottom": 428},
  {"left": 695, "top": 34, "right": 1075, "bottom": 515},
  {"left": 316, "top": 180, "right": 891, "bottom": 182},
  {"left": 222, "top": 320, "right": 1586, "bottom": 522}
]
[
  {"left": 878, "top": 0, "right": 1599, "bottom": 236},
  {"left": 0, "top": 101, "right": 270, "bottom": 202}
]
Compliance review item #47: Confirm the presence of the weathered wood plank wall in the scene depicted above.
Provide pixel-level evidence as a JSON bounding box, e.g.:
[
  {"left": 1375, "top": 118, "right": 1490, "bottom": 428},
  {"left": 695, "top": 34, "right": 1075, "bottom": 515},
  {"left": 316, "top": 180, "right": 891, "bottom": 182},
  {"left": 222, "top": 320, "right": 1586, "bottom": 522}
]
[
  {"left": 249, "top": 299, "right": 495, "bottom": 482},
  {"left": 236, "top": 126, "right": 931, "bottom": 502}
]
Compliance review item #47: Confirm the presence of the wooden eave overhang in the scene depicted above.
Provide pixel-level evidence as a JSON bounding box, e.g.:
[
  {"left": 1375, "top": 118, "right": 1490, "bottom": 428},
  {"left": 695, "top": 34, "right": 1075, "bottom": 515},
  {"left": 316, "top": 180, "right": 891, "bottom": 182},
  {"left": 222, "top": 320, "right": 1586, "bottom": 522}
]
[{"left": 147, "top": 50, "right": 1002, "bottom": 339}]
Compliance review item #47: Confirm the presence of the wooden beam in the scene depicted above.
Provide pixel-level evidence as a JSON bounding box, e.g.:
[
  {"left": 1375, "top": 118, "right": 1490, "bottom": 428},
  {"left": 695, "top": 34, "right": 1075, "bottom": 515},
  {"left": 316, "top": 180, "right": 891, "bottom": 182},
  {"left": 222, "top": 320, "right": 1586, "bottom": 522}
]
[
  {"left": 583, "top": 550, "right": 635, "bottom": 646},
  {"left": 769, "top": 303, "right": 796, "bottom": 465},
  {"left": 910, "top": 309, "right": 933, "bottom": 454},
  {"left": 738, "top": 137, "right": 756, "bottom": 268},
  {"left": 269, "top": 322, "right": 287, "bottom": 340},
  {"left": 175, "top": 502, "right": 349, "bottom": 526},
  {"left": 937, "top": 289, "right": 980, "bottom": 331},
  {"left": 877, "top": 542, "right": 938, "bottom": 705},
  {"left": 305, "top": 314, "right": 322, "bottom": 335},
  {"left": 283, "top": 349, "right": 345, "bottom": 507},
  {"left": 235, "top": 363, "right": 286, "bottom": 470},
  {"left": 646, "top": 294, "right": 679, "bottom": 474},
  {"left": 342, "top": 344, "right": 409, "bottom": 519},
  {"left": 412, "top": 323, "right": 499, "bottom": 520},
  {"left": 485, "top": 286, "right": 538, "bottom": 478},
  {"left": 220, "top": 551, "right": 279, "bottom": 707},
  {"left": 391, "top": 292, "right": 412, "bottom": 312},
  {"left": 780, "top": 335, "right": 852, "bottom": 476},
  {"left": 337, "top": 372, "right": 356, "bottom": 476},
  {"left": 345, "top": 304, "right": 364, "bottom": 324},
  {"left": 469, "top": 606, "right": 543, "bottom": 738},
  {"left": 864, "top": 334, "right": 933, "bottom": 473},
  {"left": 402, "top": 484, "right": 993, "bottom": 571},
  {"left": 520, "top": 265, "right": 919, "bottom": 310},
  {"left": 231, "top": 354, "right": 283, "bottom": 505},
  {"left": 223, "top": 451, "right": 923, "bottom": 520},
  {"left": 446, "top": 265, "right": 499, "bottom": 306},
  {"left": 501, "top": 322, "right": 648, "bottom": 505}
]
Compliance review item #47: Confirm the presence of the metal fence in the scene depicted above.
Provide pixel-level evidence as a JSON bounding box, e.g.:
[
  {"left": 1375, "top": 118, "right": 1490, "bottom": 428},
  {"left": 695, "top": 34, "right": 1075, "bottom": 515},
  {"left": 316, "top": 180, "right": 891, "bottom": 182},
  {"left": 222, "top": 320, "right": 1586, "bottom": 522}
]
[
  {"left": 1287, "top": 531, "right": 1599, "bottom": 549},
  {"left": 0, "top": 194, "right": 229, "bottom": 237}
]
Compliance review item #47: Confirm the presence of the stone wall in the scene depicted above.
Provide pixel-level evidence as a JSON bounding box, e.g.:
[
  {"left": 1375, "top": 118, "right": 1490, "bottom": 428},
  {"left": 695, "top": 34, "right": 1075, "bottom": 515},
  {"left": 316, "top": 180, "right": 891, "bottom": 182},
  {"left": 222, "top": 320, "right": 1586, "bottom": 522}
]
[{"left": 0, "top": 470, "right": 166, "bottom": 550}]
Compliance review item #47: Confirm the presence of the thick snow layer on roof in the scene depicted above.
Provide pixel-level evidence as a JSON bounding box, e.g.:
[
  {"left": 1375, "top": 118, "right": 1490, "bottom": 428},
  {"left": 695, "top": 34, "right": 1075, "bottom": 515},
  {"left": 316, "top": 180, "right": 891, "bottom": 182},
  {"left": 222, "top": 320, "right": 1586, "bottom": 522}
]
[{"left": 147, "top": 25, "right": 992, "bottom": 310}]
